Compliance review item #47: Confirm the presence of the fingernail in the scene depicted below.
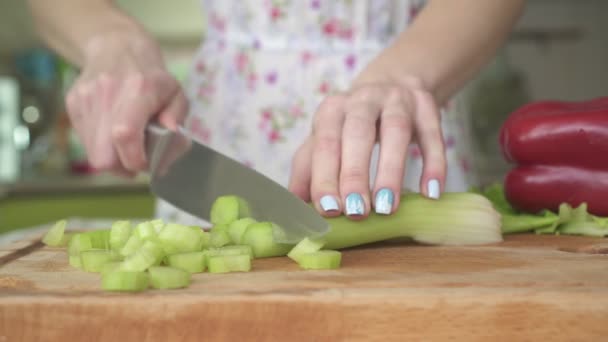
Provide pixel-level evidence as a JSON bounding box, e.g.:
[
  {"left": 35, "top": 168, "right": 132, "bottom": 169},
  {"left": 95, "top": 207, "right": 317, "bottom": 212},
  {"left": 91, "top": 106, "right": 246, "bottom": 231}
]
[
  {"left": 427, "top": 179, "right": 440, "bottom": 199},
  {"left": 319, "top": 195, "right": 339, "bottom": 212},
  {"left": 374, "top": 188, "right": 394, "bottom": 215},
  {"left": 345, "top": 193, "right": 365, "bottom": 216}
]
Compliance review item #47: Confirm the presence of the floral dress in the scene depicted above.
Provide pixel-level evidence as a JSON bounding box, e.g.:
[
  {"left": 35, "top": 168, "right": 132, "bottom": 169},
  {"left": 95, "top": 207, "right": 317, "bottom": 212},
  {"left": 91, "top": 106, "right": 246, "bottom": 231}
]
[{"left": 156, "top": 0, "right": 475, "bottom": 225}]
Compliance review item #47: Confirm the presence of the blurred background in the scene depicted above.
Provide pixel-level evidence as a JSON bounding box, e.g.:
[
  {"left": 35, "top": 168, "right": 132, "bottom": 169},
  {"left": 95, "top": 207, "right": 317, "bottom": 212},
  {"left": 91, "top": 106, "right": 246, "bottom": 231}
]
[{"left": 0, "top": 0, "right": 606, "bottom": 234}]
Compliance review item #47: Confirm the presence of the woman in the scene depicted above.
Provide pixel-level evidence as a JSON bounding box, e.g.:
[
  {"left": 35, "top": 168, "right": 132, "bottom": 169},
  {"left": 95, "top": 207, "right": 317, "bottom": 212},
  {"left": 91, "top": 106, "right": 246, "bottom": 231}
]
[{"left": 27, "top": 0, "right": 525, "bottom": 225}]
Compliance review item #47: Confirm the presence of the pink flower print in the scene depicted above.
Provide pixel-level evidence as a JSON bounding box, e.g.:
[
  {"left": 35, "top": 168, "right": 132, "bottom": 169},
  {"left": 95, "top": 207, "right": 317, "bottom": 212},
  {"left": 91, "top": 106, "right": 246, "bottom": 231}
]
[
  {"left": 258, "top": 108, "right": 272, "bottom": 130},
  {"left": 345, "top": 54, "right": 357, "bottom": 70},
  {"left": 268, "top": 129, "right": 281, "bottom": 143},
  {"left": 323, "top": 19, "right": 338, "bottom": 36},
  {"left": 195, "top": 61, "right": 206, "bottom": 74},
  {"left": 210, "top": 12, "right": 226, "bottom": 32},
  {"left": 243, "top": 160, "right": 254, "bottom": 168},
  {"left": 445, "top": 136, "right": 455, "bottom": 149},
  {"left": 319, "top": 81, "right": 330, "bottom": 94},
  {"left": 270, "top": 6, "right": 282, "bottom": 21},
  {"left": 460, "top": 157, "right": 471, "bottom": 172},
  {"left": 253, "top": 39, "right": 261, "bottom": 50},
  {"left": 218, "top": 39, "right": 226, "bottom": 51},
  {"left": 261, "top": 109, "right": 273, "bottom": 120},
  {"left": 290, "top": 105, "right": 304, "bottom": 118},
  {"left": 300, "top": 51, "right": 313, "bottom": 66},
  {"left": 235, "top": 52, "right": 248, "bottom": 73},
  {"left": 409, "top": 5, "right": 421, "bottom": 19},
  {"left": 247, "top": 72, "right": 258, "bottom": 90},
  {"left": 265, "top": 71, "right": 278, "bottom": 85},
  {"left": 338, "top": 27, "right": 354, "bottom": 41},
  {"left": 310, "top": 0, "right": 320, "bottom": 10}
]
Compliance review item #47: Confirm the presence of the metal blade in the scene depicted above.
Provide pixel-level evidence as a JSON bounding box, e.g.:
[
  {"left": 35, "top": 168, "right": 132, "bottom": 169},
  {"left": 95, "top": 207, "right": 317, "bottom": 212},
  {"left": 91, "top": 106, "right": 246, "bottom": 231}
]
[{"left": 145, "top": 123, "right": 329, "bottom": 244}]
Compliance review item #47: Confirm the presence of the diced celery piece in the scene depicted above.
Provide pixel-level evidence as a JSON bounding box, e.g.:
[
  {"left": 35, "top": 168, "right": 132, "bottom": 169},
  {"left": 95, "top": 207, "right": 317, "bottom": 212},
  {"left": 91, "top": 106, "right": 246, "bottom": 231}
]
[
  {"left": 242, "top": 222, "right": 293, "bottom": 258},
  {"left": 149, "top": 219, "right": 165, "bottom": 232},
  {"left": 134, "top": 221, "right": 157, "bottom": 241},
  {"left": 81, "top": 229, "right": 111, "bottom": 249},
  {"left": 102, "top": 271, "right": 149, "bottom": 292},
  {"left": 287, "top": 237, "right": 326, "bottom": 264},
  {"left": 209, "top": 230, "right": 231, "bottom": 248},
  {"left": 148, "top": 266, "right": 191, "bottom": 289},
  {"left": 42, "top": 220, "right": 67, "bottom": 247},
  {"left": 110, "top": 221, "right": 132, "bottom": 251},
  {"left": 167, "top": 251, "right": 207, "bottom": 273},
  {"left": 228, "top": 218, "right": 256, "bottom": 245},
  {"left": 68, "top": 233, "right": 93, "bottom": 256},
  {"left": 198, "top": 230, "right": 211, "bottom": 250},
  {"left": 205, "top": 245, "right": 253, "bottom": 260},
  {"left": 101, "top": 261, "right": 123, "bottom": 275},
  {"left": 69, "top": 254, "right": 83, "bottom": 269},
  {"left": 80, "top": 249, "right": 119, "bottom": 273},
  {"left": 207, "top": 254, "right": 251, "bottom": 273},
  {"left": 120, "top": 234, "right": 144, "bottom": 257},
  {"left": 158, "top": 223, "right": 202, "bottom": 254},
  {"left": 210, "top": 195, "right": 241, "bottom": 225},
  {"left": 297, "top": 250, "right": 342, "bottom": 270},
  {"left": 120, "top": 240, "right": 165, "bottom": 272}
]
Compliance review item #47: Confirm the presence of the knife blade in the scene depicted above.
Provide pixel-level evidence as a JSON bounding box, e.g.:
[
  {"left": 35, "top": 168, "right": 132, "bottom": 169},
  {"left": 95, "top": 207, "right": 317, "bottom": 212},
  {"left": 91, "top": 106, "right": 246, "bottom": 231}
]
[{"left": 144, "top": 123, "right": 329, "bottom": 244}]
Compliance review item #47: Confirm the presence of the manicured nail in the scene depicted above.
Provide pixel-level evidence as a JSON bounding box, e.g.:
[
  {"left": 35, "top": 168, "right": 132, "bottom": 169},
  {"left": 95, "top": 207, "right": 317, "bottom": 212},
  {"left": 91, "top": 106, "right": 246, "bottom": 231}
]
[
  {"left": 374, "top": 188, "right": 394, "bottom": 215},
  {"left": 427, "top": 179, "right": 440, "bottom": 199},
  {"left": 345, "top": 193, "right": 365, "bottom": 216},
  {"left": 319, "top": 195, "right": 339, "bottom": 212}
]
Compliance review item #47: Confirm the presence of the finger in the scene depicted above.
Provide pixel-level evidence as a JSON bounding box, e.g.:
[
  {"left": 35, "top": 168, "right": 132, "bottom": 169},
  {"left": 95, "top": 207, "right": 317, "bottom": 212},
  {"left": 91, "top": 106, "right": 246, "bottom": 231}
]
[
  {"left": 412, "top": 89, "right": 446, "bottom": 199},
  {"left": 310, "top": 95, "right": 346, "bottom": 217},
  {"left": 158, "top": 86, "right": 189, "bottom": 130},
  {"left": 288, "top": 138, "right": 313, "bottom": 202},
  {"left": 372, "top": 88, "right": 413, "bottom": 215},
  {"left": 340, "top": 91, "right": 382, "bottom": 218}
]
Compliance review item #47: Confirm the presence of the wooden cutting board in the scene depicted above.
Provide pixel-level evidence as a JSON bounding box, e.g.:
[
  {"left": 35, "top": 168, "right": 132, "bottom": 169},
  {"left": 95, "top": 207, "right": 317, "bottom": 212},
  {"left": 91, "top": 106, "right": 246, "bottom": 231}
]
[{"left": 1, "top": 233, "right": 608, "bottom": 342}]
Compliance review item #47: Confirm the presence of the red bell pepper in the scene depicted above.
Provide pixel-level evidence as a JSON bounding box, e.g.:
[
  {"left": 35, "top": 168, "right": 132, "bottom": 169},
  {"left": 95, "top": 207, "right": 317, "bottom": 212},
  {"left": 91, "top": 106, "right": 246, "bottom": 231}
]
[{"left": 499, "top": 97, "right": 608, "bottom": 216}]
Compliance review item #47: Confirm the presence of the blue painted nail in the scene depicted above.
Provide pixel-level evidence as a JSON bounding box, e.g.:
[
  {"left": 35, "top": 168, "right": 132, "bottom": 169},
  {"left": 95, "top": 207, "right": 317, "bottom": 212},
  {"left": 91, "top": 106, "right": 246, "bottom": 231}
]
[
  {"left": 345, "top": 193, "right": 365, "bottom": 216},
  {"left": 375, "top": 188, "right": 394, "bottom": 215},
  {"left": 427, "top": 179, "right": 440, "bottom": 199},
  {"left": 320, "top": 195, "right": 339, "bottom": 212}
]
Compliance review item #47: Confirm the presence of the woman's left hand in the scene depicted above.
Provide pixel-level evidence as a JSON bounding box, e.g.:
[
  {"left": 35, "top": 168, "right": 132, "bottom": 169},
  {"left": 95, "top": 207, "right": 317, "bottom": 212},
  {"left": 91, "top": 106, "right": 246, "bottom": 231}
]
[{"left": 288, "top": 77, "right": 446, "bottom": 219}]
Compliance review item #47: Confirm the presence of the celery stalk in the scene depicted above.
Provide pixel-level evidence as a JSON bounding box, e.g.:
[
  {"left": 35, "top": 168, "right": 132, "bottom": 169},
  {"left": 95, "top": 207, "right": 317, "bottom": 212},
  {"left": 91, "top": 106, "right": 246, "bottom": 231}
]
[
  {"left": 287, "top": 237, "right": 326, "bottom": 264},
  {"left": 207, "top": 254, "right": 251, "bottom": 273},
  {"left": 297, "top": 250, "right": 342, "bottom": 270},
  {"left": 120, "top": 234, "right": 144, "bottom": 257},
  {"left": 42, "top": 220, "right": 67, "bottom": 247},
  {"left": 209, "top": 230, "right": 231, "bottom": 248},
  {"left": 110, "top": 221, "right": 132, "bottom": 251},
  {"left": 133, "top": 221, "right": 158, "bottom": 241},
  {"left": 80, "top": 250, "right": 120, "bottom": 273},
  {"left": 158, "top": 223, "right": 202, "bottom": 254},
  {"left": 167, "top": 251, "right": 207, "bottom": 273},
  {"left": 120, "top": 240, "right": 165, "bottom": 272},
  {"left": 148, "top": 266, "right": 191, "bottom": 289},
  {"left": 102, "top": 271, "right": 149, "bottom": 292},
  {"left": 205, "top": 245, "right": 253, "bottom": 260}
]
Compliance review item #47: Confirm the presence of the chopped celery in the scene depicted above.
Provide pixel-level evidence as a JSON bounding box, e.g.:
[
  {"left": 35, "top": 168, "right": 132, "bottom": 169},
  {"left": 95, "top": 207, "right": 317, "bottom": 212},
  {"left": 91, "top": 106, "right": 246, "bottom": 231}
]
[
  {"left": 210, "top": 195, "right": 241, "bottom": 225},
  {"left": 42, "top": 220, "right": 67, "bottom": 247},
  {"left": 120, "top": 234, "right": 144, "bottom": 257},
  {"left": 158, "top": 223, "right": 202, "bottom": 254},
  {"left": 321, "top": 193, "right": 502, "bottom": 249},
  {"left": 207, "top": 254, "right": 251, "bottom": 273},
  {"left": 198, "top": 230, "right": 211, "bottom": 250},
  {"left": 209, "top": 230, "right": 231, "bottom": 248},
  {"left": 101, "top": 261, "right": 123, "bottom": 275},
  {"left": 167, "top": 251, "right": 207, "bottom": 273},
  {"left": 82, "top": 229, "right": 111, "bottom": 249},
  {"left": 69, "top": 254, "right": 83, "bottom": 269},
  {"left": 102, "top": 271, "right": 149, "bottom": 292},
  {"left": 134, "top": 221, "right": 158, "bottom": 241},
  {"left": 110, "top": 221, "right": 132, "bottom": 251},
  {"left": 149, "top": 219, "right": 165, "bottom": 232},
  {"left": 241, "top": 222, "right": 293, "bottom": 258},
  {"left": 60, "top": 233, "right": 74, "bottom": 247},
  {"left": 287, "top": 237, "right": 326, "bottom": 264},
  {"left": 80, "top": 250, "right": 119, "bottom": 273},
  {"left": 148, "top": 266, "right": 191, "bottom": 289},
  {"left": 205, "top": 245, "right": 253, "bottom": 260},
  {"left": 297, "top": 250, "right": 342, "bottom": 270},
  {"left": 120, "top": 240, "right": 165, "bottom": 272},
  {"left": 228, "top": 218, "right": 256, "bottom": 245},
  {"left": 68, "top": 233, "right": 93, "bottom": 256},
  {"left": 210, "top": 224, "right": 228, "bottom": 233}
]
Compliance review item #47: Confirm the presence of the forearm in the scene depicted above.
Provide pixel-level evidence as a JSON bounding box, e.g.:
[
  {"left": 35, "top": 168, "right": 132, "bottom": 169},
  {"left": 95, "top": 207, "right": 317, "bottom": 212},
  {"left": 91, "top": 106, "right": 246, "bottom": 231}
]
[
  {"left": 27, "top": 0, "right": 148, "bottom": 67},
  {"left": 355, "top": 0, "right": 525, "bottom": 104}
]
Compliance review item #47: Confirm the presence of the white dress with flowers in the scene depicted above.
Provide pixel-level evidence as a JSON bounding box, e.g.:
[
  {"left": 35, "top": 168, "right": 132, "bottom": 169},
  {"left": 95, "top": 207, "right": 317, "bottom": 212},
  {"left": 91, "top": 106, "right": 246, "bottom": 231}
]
[{"left": 156, "top": 0, "right": 475, "bottom": 225}]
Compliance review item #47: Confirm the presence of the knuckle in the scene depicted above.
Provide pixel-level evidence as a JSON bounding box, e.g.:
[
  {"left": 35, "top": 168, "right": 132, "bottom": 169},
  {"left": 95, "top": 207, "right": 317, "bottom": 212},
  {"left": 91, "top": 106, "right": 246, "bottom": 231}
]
[
  {"left": 111, "top": 124, "right": 137, "bottom": 143},
  {"left": 312, "top": 180, "right": 338, "bottom": 194},
  {"left": 341, "top": 167, "right": 368, "bottom": 184},
  {"left": 350, "top": 86, "right": 377, "bottom": 103},
  {"left": 381, "top": 115, "right": 410, "bottom": 133},
  {"left": 385, "top": 86, "right": 403, "bottom": 103},
  {"left": 314, "top": 134, "right": 341, "bottom": 155}
]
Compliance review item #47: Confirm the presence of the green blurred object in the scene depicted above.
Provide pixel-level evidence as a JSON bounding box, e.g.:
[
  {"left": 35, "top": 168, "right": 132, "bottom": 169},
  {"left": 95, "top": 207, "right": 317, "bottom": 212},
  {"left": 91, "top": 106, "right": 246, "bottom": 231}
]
[{"left": 0, "top": 192, "right": 155, "bottom": 234}]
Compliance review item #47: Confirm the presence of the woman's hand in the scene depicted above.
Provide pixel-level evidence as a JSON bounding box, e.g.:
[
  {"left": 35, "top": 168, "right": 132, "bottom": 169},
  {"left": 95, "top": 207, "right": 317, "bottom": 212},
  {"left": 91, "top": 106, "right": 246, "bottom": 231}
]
[
  {"left": 289, "top": 77, "right": 446, "bottom": 219},
  {"left": 66, "top": 32, "right": 188, "bottom": 176}
]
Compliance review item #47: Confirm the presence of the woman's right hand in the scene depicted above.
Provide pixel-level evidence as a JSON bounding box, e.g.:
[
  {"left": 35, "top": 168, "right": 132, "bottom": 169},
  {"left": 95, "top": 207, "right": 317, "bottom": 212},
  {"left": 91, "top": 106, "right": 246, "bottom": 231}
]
[{"left": 66, "top": 31, "right": 188, "bottom": 176}]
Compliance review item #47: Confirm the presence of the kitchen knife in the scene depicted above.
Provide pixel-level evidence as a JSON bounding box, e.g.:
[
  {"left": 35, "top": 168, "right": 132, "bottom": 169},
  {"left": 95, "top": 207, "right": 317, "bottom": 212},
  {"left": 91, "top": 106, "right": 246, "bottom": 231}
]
[{"left": 144, "top": 123, "right": 329, "bottom": 244}]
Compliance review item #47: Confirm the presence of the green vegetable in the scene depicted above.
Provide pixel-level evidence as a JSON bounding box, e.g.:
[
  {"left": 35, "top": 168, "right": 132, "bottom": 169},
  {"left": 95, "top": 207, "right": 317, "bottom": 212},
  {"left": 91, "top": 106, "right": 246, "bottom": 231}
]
[
  {"left": 241, "top": 222, "right": 293, "bottom": 258},
  {"left": 120, "top": 240, "right": 165, "bottom": 272},
  {"left": 167, "top": 251, "right": 207, "bottom": 273},
  {"left": 148, "top": 266, "right": 191, "bottom": 289},
  {"left": 80, "top": 249, "right": 119, "bottom": 273},
  {"left": 207, "top": 254, "right": 251, "bottom": 273},
  {"left": 209, "top": 229, "right": 231, "bottom": 248},
  {"left": 109, "top": 221, "right": 132, "bottom": 251},
  {"left": 228, "top": 218, "right": 256, "bottom": 244},
  {"left": 287, "top": 237, "right": 325, "bottom": 264},
  {"left": 68, "top": 233, "right": 93, "bottom": 256},
  {"left": 205, "top": 245, "right": 253, "bottom": 260},
  {"left": 82, "top": 229, "right": 111, "bottom": 249},
  {"left": 321, "top": 192, "right": 502, "bottom": 250},
  {"left": 158, "top": 223, "right": 202, "bottom": 254},
  {"left": 69, "top": 254, "right": 82, "bottom": 269},
  {"left": 42, "top": 220, "right": 66, "bottom": 247},
  {"left": 210, "top": 195, "right": 242, "bottom": 225},
  {"left": 134, "top": 221, "right": 158, "bottom": 241},
  {"left": 102, "top": 271, "right": 149, "bottom": 292},
  {"left": 101, "top": 261, "right": 122, "bottom": 275},
  {"left": 297, "top": 250, "right": 342, "bottom": 270},
  {"left": 120, "top": 234, "right": 144, "bottom": 257}
]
